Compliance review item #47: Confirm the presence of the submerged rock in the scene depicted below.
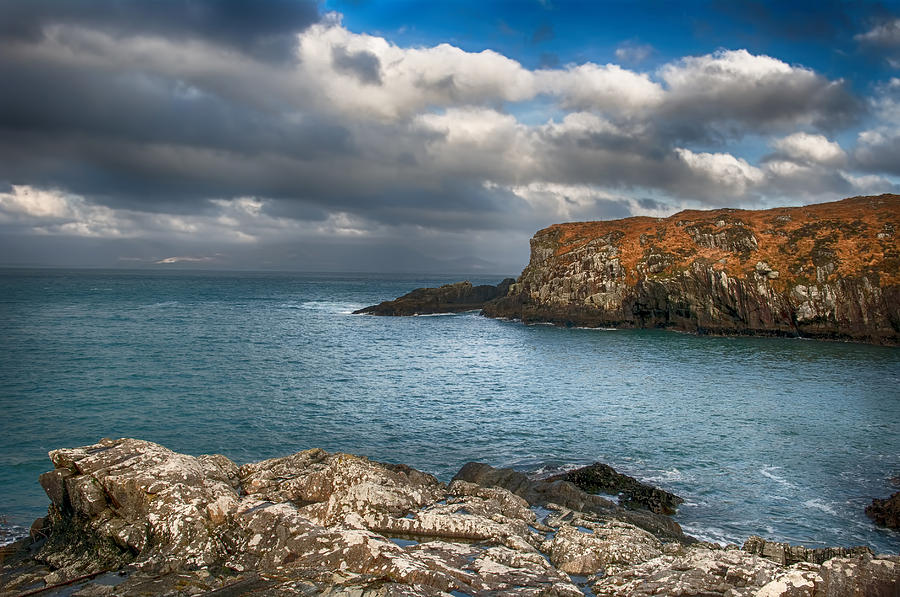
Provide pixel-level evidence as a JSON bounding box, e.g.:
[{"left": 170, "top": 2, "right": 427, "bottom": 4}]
[
  {"left": 866, "top": 491, "right": 900, "bottom": 529},
  {"left": 2, "top": 438, "right": 898, "bottom": 596},
  {"left": 353, "top": 279, "right": 515, "bottom": 316}
]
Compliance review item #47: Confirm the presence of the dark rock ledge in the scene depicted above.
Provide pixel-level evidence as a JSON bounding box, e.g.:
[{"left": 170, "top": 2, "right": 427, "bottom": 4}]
[
  {"left": 867, "top": 491, "right": 900, "bottom": 529},
  {"left": 353, "top": 279, "right": 515, "bottom": 316},
  {"left": 2, "top": 439, "right": 898, "bottom": 597}
]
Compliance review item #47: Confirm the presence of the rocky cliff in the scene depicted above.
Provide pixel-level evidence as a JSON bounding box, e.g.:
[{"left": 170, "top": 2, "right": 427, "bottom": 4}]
[
  {"left": 3, "top": 439, "right": 898, "bottom": 596},
  {"left": 483, "top": 194, "right": 900, "bottom": 344}
]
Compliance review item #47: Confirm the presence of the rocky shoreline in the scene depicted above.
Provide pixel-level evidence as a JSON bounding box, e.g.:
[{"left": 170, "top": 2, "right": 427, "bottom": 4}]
[{"left": 2, "top": 439, "right": 897, "bottom": 596}]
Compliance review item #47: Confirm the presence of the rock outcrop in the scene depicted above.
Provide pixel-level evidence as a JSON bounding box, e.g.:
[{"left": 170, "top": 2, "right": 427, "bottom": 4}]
[
  {"left": 742, "top": 536, "right": 873, "bottom": 566},
  {"left": 866, "top": 491, "right": 900, "bottom": 529},
  {"left": 545, "top": 462, "right": 684, "bottom": 515},
  {"left": 2, "top": 438, "right": 898, "bottom": 596},
  {"left": 354, "top": 279, "right": 515, "bottom": 316},
  {"left": 484, "top": 194, "right": 900, "bottom": 344},
  {"left": 452, "top": 462, "right": 686, "bottom": 542}
]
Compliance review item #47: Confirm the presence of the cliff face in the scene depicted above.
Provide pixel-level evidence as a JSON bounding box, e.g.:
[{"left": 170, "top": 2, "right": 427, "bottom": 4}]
[{"left": 484, "top": 194, "right": 900, "bottom": 344}]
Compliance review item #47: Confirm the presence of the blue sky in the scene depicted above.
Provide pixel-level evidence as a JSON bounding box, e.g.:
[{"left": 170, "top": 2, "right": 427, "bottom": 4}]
[
  {"left": 328, "top": 1, "right": 892, "bottom": 82},
  {"left": 0, "top": 0, "right": 898, "bottom": 272}
]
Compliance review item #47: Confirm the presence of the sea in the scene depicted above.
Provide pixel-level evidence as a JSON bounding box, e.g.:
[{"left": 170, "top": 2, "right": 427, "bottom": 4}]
[{"left": 1, "top": 268, "right": 899, "bottom": 553}]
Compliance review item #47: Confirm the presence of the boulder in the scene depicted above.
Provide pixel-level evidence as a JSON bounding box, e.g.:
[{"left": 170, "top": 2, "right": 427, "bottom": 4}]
[
  {"left": 546, "top": 461, "right": 684, "bottom": 515},
  {"left": 866, "top": 491, "right": 900, "bottom": 529},
  {"left": 452, "top": 461, "right": 688, "bottom": 542}
]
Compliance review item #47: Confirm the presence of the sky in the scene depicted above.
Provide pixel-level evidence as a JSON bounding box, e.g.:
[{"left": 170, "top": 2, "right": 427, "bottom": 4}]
[{"left": 1, "top": 0, "right": 899, "bottom": 274}]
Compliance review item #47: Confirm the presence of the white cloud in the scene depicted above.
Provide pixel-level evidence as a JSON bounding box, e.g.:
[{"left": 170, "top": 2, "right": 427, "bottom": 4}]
[
  {"left": 615, "top": 42, "right": 653, "bottom": 64},
  {"left": 296, "top": 24, "right": 536, "bottom": 120},
  {"left": 536, "top": 62, "right": 664, "bottom": 114},
  {"left": 871, "top": 78, "right": 900, "bottom": 124},
  {"left": 675, "top": 148, "right": 764, "bottom": 195},
  {"left": 855, "top": 19, "right": 900, "bottom": 46},
  {"left": 0, "top": 185, "right": 376, "bottom": 244},
  {"left": 414, "top": 107, "right": 535, "bottom": 179},
  {"left": 843, "top": 173, "right": 897, "bottom": 194},
  {"left": 773, "top": 132, "right": 846, "bottom": 165}
]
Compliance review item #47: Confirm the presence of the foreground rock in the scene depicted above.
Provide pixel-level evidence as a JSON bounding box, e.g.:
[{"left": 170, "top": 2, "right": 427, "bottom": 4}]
[
  {"left": 354, "top": 279, "right": 515, "bottom": 316},
  {"left": 484, "top": 194, "right": 900, "bottom": 345},
  {"left": 2, "top": 439, "right": 898, "bottom": 596},
  {"left": 866, "top": 491, "right": 900, "bottom": 529},
  {"left": 545, "top": 462, "right": 684, "bottom": 515}
]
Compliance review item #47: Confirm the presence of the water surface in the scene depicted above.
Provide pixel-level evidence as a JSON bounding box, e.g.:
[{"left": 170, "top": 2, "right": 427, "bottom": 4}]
[{"left": 1, "top": 269, "right": 898, "bottom": 552}]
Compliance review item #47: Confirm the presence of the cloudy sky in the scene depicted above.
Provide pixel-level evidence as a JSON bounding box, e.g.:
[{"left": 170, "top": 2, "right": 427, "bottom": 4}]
[{"left": 1, "top": 0, "right": 899, "bottom": 273}]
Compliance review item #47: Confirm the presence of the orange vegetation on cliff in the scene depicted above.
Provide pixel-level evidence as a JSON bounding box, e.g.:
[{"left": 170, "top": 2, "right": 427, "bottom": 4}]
[{"left": 542, "top": 194, "right": 899, "bottom": 290}]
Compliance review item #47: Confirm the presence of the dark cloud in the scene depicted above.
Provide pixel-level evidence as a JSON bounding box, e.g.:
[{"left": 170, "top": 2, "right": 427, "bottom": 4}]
[
  {"left": 0, "top": 0, "right": 319, "bottom": 62},
  {"left": 332, "top": 46, "right": 383, "bottom": 85},
  {"left": 636, "top": 197, "right": 667, "bottom": 211},
  {"left": 659, "top": 67, "right": 862, "bottom": 139},
  {"left": 854, "top": 132, "right": 900, "bottom": 175}
]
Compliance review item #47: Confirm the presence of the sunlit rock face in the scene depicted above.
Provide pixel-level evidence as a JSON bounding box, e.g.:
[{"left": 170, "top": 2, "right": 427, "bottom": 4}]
[
  {"left": 2, "top": 438, "right": 898, "bottom": 596},
  {"left": 484, "top": 194, "right": 900, "bottom": 345}
]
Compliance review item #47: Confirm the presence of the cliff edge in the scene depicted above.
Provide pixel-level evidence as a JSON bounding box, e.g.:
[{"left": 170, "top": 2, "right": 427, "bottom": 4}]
[{"left": 484, "top": 194, "right": 900, "bottom": 344}]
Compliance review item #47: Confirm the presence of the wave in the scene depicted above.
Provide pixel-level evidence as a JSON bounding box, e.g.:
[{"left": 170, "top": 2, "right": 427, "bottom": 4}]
[
  {"left": 642, "top": 467, "right": 689, "bottom": 484},
  {"left": 802, "top": 498, "right": 838, "bottom": 515},
  {"left": 292, "top": 301, "right": 361, "bottom": 314},
  {"left": 759, "top": 465, "right": 798, "bottom": 489},
  {"left": 141, "top": 300, "right": 179, "bottom": 309},
  {"left": 678, "top": 523, "right": 740, "bottom": 547},
  {"left": 530, "top": 462, "right": 584, "bottom": 478},
  {"left": 0, "top": 524, "right": 28, "bottom": 547}
]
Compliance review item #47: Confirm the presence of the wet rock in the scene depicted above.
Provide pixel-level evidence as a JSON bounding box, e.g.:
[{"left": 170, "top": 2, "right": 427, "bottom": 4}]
[
  {"left": 452, "top": 461, "right": 688, "bottom": 542},
  {"left": 354, "top": 279, "right": 515, "bottom": 316},
  {"left": 546, "top": 461, "right": 684, "bottom": 515},
  {"left": 866, "top": 491, "right": 900, "bottom": 529}
]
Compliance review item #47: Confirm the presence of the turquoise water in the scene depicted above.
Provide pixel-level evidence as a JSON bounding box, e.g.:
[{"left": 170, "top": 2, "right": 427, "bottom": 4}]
[{"left": 1, "top": 269, "right": 899, "bottom": 553}]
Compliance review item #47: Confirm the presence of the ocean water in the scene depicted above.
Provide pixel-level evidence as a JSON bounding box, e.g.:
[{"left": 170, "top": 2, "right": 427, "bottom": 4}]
[{"left": 1, "top": 268, "right": 899, "bottom": 553}]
